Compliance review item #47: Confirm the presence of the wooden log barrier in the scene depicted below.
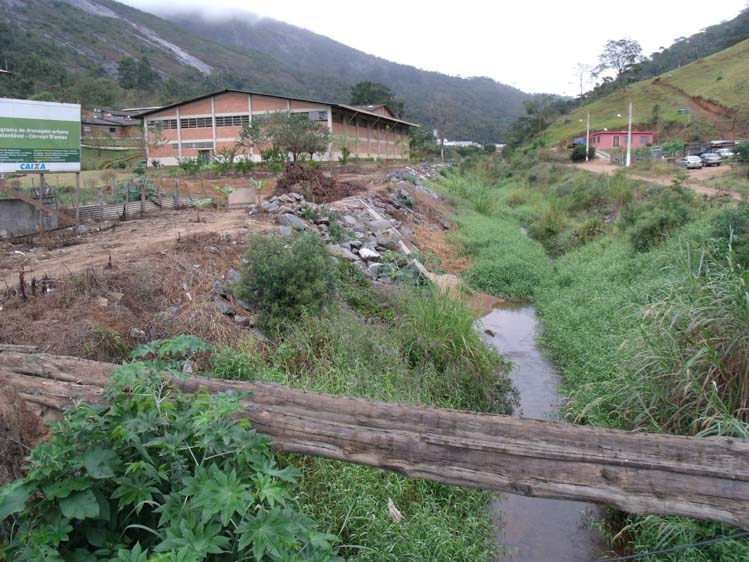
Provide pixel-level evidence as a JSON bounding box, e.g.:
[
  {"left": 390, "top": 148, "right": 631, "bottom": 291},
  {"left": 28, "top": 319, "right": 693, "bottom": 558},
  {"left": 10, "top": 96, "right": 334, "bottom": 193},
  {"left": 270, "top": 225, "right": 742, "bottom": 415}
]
[{"left": 1, "top": 349, "right": 748, "bottom": 528}]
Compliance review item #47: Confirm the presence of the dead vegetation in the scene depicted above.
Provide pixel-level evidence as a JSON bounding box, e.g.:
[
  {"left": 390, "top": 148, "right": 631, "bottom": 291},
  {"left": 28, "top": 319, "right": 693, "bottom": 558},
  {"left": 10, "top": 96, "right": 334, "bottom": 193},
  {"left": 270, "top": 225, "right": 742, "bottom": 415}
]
[{"left": 273, "top": 163, "right": 364, "bottom": 203}]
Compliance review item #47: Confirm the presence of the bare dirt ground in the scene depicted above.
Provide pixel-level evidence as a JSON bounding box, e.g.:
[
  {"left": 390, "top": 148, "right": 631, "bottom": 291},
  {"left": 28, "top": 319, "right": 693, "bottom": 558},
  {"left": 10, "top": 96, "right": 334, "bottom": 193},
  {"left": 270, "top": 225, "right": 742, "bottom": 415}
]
[
  {"left": 0, "top": 209, "right": 274, "bottom": 289},
  {"left": 573, "top": 157, "right": 743, "bottom": 199}
]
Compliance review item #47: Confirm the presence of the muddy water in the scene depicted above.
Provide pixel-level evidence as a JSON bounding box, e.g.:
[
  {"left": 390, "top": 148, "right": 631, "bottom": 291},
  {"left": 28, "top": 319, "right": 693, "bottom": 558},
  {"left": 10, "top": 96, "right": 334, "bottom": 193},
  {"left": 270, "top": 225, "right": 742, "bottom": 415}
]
[{"left": 480, "top": 303, "right": 605, "bottom": 562}]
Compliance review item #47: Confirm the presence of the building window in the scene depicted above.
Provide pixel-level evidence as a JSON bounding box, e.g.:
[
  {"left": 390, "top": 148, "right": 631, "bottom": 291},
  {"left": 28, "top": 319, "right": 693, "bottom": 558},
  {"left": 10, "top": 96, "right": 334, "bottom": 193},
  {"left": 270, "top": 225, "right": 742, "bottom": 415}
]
[
  {"left": 215, "top": 115, "right": 250, "bottom": 127},
  {"left": 640, "top": 136, "right": 648, "bottom": 145},
  {"left": 613, "top": 136, "right": 620, "bottom": 147},
  {"left": 180, "top": 117, "right": 213, "bottom": 129},
  {"left": 109, "top": 127, "right": 117, "bottom": 133},
  {"left": 170, "top": 141, "right": 215, "bottom": 150},
  {"left": 307, "top": 111, "right": 328, "bottom": 122},
  {"left": 150, "top": 119, "right": 177, "bottom": 130},
  {"left": 83, "top": 125, "right": 92, "bottom": 132}
]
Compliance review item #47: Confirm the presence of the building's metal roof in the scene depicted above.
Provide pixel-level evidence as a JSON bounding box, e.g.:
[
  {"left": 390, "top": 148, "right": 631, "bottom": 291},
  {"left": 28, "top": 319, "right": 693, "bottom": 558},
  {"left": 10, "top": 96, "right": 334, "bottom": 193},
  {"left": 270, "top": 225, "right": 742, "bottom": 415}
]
[{"left": 135, "top": 89, "right": 419, "bottom": 127}]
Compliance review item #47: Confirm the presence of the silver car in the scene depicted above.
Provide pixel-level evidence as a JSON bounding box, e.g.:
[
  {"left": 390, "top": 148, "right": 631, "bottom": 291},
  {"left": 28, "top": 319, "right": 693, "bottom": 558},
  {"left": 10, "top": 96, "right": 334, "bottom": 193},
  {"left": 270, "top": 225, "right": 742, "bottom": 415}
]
[
  {"left": 700, "top": 152, "right": 722, "bottom": 167},
  {"left": 681, "top": 155, "right": 703, "bottom": 169}
]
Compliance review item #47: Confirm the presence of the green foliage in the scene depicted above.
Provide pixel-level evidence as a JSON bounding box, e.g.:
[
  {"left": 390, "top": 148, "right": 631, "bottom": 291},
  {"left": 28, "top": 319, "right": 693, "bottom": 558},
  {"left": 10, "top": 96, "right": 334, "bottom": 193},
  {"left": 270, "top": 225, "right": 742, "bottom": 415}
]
[
  {"left": 131, "top": 334, "right": 216, "bottom": 371},
  {"left": 661, "top": 139, "right": 685, "bottom": 155},
  {"left": 236, "top": 234, "right": 338, "bottom": 331},
  {"left": 0, "top": 361, "right": 339, "bottom": 561},
  {"left": 483, "top": 144, "right": 497, "bottom": 153},
  {"left": 240, "top": 112, "right": 330, "bottom": 163},
  {"left": 350, "top": 81, "right": 404, "bottom": 117},
  {"left": 260, "top": 147, "right": 286, "bottom": 174},
  {"left": 734, "top": 140, "right": 749, "bottom": 164},
  {"left": 710, "top": 203, "right": 749, "bottom": 266},
  {"left": 118, "top": 56, "right": 160, "bottom": 91},
  {"left": 337, "top": 146, "right": 351, "bottom": 164},
  {"left": 177, "top": 157, "right": 204, "bottom": 176},
  {"left": 624, "top": 186, "right": 694, "bottom": 252},
  {"left": 570, "top": 144, "right": 595, "bottom": 162}
]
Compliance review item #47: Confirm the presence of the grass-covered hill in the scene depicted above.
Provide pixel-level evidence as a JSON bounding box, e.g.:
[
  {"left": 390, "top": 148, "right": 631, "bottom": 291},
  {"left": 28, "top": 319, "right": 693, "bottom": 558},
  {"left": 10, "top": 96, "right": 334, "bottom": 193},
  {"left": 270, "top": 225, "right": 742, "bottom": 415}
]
[
  {"left": 0, "top": 0, "right": 529, "bottom": 143},
  {"left": 545, "top": 39, "right": 749, "bottom": 145}
]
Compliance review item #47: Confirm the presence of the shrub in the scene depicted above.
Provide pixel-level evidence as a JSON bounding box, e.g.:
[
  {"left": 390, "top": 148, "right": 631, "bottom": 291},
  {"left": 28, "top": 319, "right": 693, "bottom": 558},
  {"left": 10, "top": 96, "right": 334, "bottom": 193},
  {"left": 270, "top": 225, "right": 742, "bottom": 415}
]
[
  {"left": 570, "top": 144, "right": 595, "bottom": 162},
  {"left": 734, "top": 140, "right": 749, "bottom": 164},
  {"left": 0, "top": 361, "right": 339, "bottom": 561},
  {"left": 710, "top": 203, "right": 749, "bottom": 267},
  {"left": 236, "top": 233, "right": 338, "bottom": 330},
  {"left": 661, "top": 139, "right": 684, "bottom": 155},
  {"left": 625, "top": 187, "right": 694, "bottom": 252}
]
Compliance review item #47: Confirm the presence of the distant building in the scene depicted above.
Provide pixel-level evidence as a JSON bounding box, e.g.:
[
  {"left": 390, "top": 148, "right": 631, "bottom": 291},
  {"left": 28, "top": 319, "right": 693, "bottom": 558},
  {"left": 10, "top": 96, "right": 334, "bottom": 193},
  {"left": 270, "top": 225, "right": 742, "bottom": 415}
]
[
  {"left": 136, "top": 89, "right": 417, "bottom": 166},
  {"left": 442, "top": 140, "right": 482, "bottom": 148},
  {"left": 590, "top": 130, "right": 654, "bottom": 150},
  {"left": 82, "top": 108, "right": 142, "bottom": 140}
]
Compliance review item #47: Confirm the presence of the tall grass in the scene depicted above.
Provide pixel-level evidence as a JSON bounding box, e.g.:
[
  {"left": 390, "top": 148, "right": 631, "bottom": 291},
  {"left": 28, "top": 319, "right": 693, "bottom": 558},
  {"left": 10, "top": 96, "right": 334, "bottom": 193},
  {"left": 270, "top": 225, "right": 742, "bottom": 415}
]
[{"left": 212, "top": 269, "right": 515, "bottom": 561}]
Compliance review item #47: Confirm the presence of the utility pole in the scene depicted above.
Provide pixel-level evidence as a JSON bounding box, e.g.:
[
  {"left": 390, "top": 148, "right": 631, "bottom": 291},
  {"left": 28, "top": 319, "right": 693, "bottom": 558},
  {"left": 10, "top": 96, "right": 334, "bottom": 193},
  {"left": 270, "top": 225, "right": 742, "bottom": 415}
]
[
  {"left": 625, "top": 102, "right": 633, "bottom": 167},
  {"left": 585, "top": 112, "right": 591, "bottom": 162}
]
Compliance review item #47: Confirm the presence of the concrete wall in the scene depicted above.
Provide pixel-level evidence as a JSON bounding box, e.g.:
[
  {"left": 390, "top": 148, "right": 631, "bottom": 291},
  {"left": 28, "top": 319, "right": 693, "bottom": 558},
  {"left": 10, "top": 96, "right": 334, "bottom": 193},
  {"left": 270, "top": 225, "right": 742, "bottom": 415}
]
[{"left": 0, "top": 198, "right": 58, "bottom": 238}]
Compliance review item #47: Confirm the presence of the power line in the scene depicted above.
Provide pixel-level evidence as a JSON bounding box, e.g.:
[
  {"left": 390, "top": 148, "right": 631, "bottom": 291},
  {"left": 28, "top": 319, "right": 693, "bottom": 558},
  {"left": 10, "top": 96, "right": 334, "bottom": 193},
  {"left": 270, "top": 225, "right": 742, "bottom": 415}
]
[{"left": 590, "top": 530, "right": 749, "bottom": 562}]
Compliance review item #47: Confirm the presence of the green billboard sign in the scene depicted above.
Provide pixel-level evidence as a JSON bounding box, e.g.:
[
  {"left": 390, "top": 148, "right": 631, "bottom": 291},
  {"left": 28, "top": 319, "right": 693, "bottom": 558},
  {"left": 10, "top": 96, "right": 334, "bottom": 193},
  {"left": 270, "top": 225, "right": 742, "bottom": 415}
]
[{"left": 0, "top": 98, "right": 81, "bottom": 173}]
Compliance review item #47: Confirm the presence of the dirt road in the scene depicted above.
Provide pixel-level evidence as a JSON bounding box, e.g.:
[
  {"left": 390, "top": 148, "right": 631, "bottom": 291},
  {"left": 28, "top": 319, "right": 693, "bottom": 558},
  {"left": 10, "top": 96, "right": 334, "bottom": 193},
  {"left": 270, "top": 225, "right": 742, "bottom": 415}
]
[{"left": 573, "top": 157, "right": 743, "bottom": 200}]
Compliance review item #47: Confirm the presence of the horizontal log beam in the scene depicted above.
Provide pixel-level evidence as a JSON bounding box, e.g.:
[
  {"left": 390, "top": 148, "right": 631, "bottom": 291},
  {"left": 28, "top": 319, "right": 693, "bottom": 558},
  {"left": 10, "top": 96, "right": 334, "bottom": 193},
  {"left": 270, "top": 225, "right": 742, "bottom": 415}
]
[{"left": 1, "top": 350, "right": 748, "bottom": 529}]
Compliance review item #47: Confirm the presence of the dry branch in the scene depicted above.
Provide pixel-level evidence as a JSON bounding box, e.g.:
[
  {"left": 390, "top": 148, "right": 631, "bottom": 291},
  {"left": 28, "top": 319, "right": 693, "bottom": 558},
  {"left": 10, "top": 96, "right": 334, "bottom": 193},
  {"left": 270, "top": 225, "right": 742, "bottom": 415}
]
[{"left": 1, "top": 349, "right": 748, "bottom": 528}]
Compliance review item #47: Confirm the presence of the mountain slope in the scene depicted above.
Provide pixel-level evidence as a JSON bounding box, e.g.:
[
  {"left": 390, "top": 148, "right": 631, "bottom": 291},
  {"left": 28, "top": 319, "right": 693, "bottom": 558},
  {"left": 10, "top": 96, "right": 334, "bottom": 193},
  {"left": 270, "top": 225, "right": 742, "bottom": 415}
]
[
  {"left": 0, "top": 0, "right": 529, "bottom": 143},
  {"left": 544, "top": 39, "right": 749, "bottom": 145}
]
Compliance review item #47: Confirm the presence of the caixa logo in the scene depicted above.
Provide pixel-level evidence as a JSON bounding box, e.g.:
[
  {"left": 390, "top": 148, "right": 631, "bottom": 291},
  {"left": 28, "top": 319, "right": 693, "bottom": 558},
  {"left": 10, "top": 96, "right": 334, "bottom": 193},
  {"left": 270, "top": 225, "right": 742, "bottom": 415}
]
[{"left": 19, "top": 163, "right": 47, "bottom": 170}]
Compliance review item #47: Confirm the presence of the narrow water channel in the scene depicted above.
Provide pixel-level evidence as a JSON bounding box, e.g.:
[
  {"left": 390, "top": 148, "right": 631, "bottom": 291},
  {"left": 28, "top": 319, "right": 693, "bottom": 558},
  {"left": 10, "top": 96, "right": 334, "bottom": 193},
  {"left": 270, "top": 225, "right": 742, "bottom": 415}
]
[{"left": 480, "top": 303, "right": 605, "bottom": 562}]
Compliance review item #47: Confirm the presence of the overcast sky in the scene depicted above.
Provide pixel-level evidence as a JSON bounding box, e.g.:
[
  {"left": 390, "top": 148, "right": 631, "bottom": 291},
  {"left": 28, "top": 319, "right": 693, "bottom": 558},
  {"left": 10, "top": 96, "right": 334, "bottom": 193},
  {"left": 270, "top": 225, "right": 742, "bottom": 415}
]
[{"left": 121, "top": 0, "right": 747, "bottom": 95}]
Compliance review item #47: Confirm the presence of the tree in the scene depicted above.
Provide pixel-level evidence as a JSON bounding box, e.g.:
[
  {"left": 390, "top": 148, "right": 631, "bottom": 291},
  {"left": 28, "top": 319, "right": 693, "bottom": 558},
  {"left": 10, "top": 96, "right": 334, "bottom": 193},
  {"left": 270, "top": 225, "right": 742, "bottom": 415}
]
[
  {"left": 239, "top": 111, "right": 331, "bottom": 163},
  {"left": 117, "top": 56, "right": 138, "bottom": 89},
  {"left": 734, "top": 140, "right": 749, "bottom": 164},
  {"left": 430, "top": 95, "right": 453, "bottom": 162},
  {"left": 350, "top": 81, "right": 405, "bottom": 117},
  {"left": 573, "top": 63, "right": 592, "bottom": 98},
  {"left": 595, "top": 39, "right": 645, "bottom": 88},
  {"left": 136, "top": 56, "right": 160, "bottom": 91}
]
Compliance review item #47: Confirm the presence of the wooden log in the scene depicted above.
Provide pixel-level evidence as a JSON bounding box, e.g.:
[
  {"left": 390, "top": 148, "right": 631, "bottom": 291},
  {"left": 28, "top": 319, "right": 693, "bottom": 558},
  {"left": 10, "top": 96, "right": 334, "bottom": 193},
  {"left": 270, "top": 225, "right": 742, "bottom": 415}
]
[{"left": 1, "top": 350, "right": 748, "bottom": 528}]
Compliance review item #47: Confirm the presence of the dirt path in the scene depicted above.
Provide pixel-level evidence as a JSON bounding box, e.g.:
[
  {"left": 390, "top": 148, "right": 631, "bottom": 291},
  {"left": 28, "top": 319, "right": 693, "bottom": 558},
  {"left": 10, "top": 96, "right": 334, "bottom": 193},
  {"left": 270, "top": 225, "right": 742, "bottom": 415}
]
[
  {"left": 1, "top": 209, "right": 268, "bottom": 288},
  {"left": 572, "top": 157, "right": 743, "bottom": 200}
]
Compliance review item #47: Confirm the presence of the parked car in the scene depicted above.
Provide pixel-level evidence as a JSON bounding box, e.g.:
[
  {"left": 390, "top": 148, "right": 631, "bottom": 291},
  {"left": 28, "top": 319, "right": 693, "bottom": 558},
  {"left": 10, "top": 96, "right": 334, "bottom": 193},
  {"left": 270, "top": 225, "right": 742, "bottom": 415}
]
[
  {"left": 699, "top": 152, "right": 722, "bottom": 166},
  {"left": 717, "top": 148, "right": 735, "bottom": 159},
  {"left": 681, "top": 155, "right": 703, "bottom": 169}
]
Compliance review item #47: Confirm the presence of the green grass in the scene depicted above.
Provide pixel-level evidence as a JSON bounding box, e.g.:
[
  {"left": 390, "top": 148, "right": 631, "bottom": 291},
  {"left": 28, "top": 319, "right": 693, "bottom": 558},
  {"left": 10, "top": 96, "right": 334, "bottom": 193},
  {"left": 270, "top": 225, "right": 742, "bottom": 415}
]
[
  {"left": 212, "top": 263, "right": 515, "bottom": 562},
  {"left": 435, "top": 155, "right": 749, "bottom": 560}
]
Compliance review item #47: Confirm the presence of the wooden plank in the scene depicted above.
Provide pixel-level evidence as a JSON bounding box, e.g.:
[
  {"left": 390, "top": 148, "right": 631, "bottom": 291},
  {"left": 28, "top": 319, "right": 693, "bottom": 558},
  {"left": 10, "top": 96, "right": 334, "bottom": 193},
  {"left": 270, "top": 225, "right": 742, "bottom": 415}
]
[
  {"left": 0, "top": 184, "right": 77, "bottom": 226},
  {"left": 1, "top": 350, "right": 748, "bottom": 529}
]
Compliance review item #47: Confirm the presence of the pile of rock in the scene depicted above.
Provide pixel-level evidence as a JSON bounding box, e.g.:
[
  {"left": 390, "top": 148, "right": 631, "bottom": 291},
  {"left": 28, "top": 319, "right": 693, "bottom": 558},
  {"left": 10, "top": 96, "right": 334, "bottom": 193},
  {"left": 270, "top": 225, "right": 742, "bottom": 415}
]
[
  {"left": 251, "top": 189, "right": 424, "bottom": 284},
  {"left": 211, "top": 268, "right": 263, "bottom": 333},
  {"left": 385, "top": 162, "right": 449, "bottom": 199}
]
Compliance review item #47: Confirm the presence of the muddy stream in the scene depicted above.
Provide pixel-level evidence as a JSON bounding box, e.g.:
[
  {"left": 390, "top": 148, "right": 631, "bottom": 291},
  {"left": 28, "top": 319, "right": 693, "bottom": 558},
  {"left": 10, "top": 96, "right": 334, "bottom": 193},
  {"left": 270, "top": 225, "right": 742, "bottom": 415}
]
[{"left": 480, "top": 303, "right": 606, "bottom": 562}]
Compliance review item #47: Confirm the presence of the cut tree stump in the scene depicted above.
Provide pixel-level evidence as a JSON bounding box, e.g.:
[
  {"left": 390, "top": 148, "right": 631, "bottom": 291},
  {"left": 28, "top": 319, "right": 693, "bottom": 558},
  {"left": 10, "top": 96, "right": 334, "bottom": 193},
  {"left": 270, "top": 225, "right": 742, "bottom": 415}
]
[{"left": 1, "top": 349, "right": 748, "bottom": 529}]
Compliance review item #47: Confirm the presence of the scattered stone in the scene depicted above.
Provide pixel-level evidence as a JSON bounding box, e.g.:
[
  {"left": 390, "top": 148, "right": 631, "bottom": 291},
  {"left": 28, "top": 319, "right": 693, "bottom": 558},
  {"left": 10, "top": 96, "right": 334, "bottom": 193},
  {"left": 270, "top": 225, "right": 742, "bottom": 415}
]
[
  {"left": 234, "top": 315, "right": 254, "bottom": 327},
  {"left": 368, "top": 219, "right": 392, "bottom": 235},
  {"left": 397, "top": 188, "right": 415, "bottom": 208},
  {"left": 77, "top": 224, "right": 89, "bottom": 235},
  {"left": 279, "top": 225, "right": 293, "bottom": 237},
  {"left": 484, "top": 328, "right": 496, "bottom": 337},
  {"left": 439, "top": 219, "right": 451, "bottom": 230},
  {"left": 130, "top": 327, "right": 147, "bottom": 340},
  {"left": 206, "top": 245, "right": 219, "bottom": 254},
  {"left": 278, "top": 213, "right": 309, "bottom": 230},
  {"left": 342, "top": 215, "right": 358, "bottom": 227},
  {"left": 358, "top": 247, "right": 381, "bottom": 260},
  {"left": 213, "top": 280, "right": 227, "bottom": 297},
  {"left": 265, "top": 202, "right": 280, "bottom": 213},
  {"left": 181, "top": 361, "right": 193, "bottom": 374},
  {"left": 314, "top": 216, "right": 330, "bottom": 225},
  {"left": 328, "top": 244, "right": 359, "bottom": 261},
  {"left": 95, "top": 296, "right": 109, "bottom": 308},
  {"left": 236, "top": 298, "right": 254, "bottom": 312},
  {"left": 226, "top": 269, "right": 241, "bottom": 285},
  {"left": 214, "top": 297, "right": 236, "bottom": 316},
  {"left": 276, "top": 205, "right": 294, "bottom": 215},
  {"left": 348, "top": 239, "right": 363, "bottom": 249}
]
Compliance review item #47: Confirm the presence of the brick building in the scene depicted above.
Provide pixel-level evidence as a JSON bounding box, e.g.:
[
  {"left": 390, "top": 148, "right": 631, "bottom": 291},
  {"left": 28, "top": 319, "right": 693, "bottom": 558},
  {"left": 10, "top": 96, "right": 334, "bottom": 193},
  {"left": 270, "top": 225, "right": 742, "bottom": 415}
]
[
  {"left": 590, "top": 130, "right": 655, "bottom": 150},
  {"left": 137, "top": 89, "right": 417, "bottom": 166},
  {"left": 82, "top": 108, "right": 143, "bottom": 140}
]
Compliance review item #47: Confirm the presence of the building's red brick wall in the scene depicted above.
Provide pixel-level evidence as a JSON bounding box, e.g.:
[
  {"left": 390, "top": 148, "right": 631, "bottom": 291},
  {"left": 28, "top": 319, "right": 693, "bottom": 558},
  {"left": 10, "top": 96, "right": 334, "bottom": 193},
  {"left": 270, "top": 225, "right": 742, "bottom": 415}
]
[
  {"left": 180, "top": 98, "right": 212, "bottom": 116},
  {"left": 215, "top": 92, "right": 250, "bottom": 113},
  {"left": 252, "top": 96, "right": 289, "bottom": 112}
]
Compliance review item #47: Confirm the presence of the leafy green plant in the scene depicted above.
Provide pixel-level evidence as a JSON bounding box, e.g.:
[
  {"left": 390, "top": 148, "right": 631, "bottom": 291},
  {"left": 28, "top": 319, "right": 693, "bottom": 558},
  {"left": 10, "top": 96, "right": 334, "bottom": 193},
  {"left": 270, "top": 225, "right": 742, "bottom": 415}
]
[
  {"left": 236, "top": 233, "right": 338, "bottom": 331},
  {"left": 177, "top": 157, "right": 204, "bottom": 176},
  {"left": 189, "top": 199, "right": 212, "bottom": 223},
  {"left": 211, "top": 185, "right": 236, "bottom": 210},
  {"left": 131, "top": 334, "right": 216, "bottom": 371},
  {"left": 338, "top": 146, "right": 351, "bottom": 164},
  {"left": 259, "top": 147, "right": 286, "bottom": 174},
  {"left": 0, "top": 361, "right": 340, "bottom": 561}
]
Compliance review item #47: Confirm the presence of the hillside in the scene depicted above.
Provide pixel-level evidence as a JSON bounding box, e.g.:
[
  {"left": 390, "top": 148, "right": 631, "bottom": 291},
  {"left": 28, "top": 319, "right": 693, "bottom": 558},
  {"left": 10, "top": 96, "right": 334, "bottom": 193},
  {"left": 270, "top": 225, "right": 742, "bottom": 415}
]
[
  {"left": 545, "top": 39, "right": 749, "bottom": 145},
  {"left": 0, "top": 0, "right": 529, "bottom": 143}
]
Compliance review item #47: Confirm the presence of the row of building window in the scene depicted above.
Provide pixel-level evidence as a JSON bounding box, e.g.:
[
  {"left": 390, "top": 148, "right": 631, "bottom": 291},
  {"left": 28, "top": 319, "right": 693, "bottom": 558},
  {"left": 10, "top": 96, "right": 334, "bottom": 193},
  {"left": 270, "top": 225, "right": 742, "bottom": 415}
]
[
  {"left": 170, "top": 141, "right": 215, "bottom": 150},
  {"left": 215, "top": 115, "right": 250, "bottom": 127},
  {"left": 150, "top": 112, "right": 328, "bottom": 130}
]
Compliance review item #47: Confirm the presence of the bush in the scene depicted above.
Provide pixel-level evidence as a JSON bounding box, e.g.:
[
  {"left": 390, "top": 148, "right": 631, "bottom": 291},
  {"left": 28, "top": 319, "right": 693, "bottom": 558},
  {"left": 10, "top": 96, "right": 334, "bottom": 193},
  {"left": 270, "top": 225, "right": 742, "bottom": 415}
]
[
  {"left": 734, "top": 140, "right": 749, "bottom": 164},
  {"left": 625, "top": 187, "right": 694, "bottom": 252},
  {"left": 236, "top": 233, "right": 338, "bottom": 330},
  {"left": 0, "top": 361, "right": 339, "bottom": 561},
  {"left": 570, "top": 144, "right": 595, "bottom": 162},
  {"left": 710, "top": 203, "right": 749, "bottom": 267}
]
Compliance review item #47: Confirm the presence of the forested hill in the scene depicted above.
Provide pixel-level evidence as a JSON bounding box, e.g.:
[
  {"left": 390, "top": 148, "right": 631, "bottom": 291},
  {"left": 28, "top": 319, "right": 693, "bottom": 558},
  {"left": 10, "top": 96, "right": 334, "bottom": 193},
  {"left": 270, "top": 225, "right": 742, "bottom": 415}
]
[{"left": 0, "top": 0, "right": 529, "bottom": 143}]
